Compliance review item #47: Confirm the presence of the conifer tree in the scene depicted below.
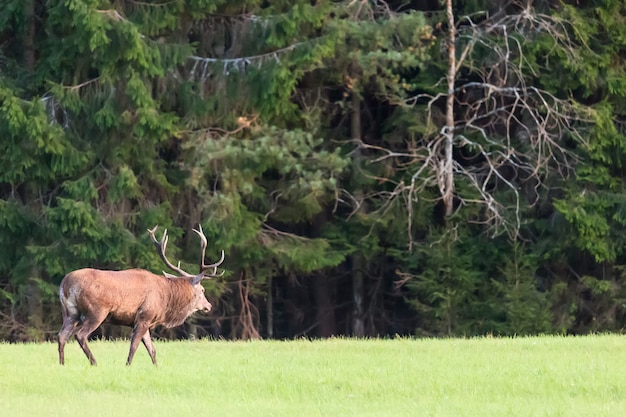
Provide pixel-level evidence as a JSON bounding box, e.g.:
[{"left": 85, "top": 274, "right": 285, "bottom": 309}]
[{"left": 3, "top": 0, "right": 626, "bottom": 340}]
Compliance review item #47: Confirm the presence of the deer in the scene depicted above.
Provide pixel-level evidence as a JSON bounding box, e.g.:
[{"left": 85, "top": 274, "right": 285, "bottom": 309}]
[{"left": 57, "top": 225, "right": 224, "bottom": 366}]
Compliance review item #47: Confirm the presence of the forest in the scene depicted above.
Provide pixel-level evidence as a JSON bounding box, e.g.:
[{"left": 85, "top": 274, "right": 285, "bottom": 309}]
[{"left": 1, "top": 0, "right": 625, "bottom": 341}]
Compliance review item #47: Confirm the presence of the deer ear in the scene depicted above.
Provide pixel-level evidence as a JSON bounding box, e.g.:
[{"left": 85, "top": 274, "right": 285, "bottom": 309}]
[{"left": 191, "top": 274, "right": 204, "bottom": 286}]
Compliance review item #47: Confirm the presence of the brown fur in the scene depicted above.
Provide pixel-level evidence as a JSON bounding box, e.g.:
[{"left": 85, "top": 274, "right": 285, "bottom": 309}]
[{"left": 58, "top": 268, "right": 212, "bottom": 366}]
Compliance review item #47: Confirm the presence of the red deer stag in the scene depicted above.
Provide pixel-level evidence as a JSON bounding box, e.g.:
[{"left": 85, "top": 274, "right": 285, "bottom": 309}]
[{"left": 58, "top": 225, "right": 224, "bottom": 366}]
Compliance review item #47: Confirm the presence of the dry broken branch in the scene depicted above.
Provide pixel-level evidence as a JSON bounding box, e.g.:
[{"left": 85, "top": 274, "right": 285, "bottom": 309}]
[{"left": 359, "top": 1, "right": 592, "bottom": 248}]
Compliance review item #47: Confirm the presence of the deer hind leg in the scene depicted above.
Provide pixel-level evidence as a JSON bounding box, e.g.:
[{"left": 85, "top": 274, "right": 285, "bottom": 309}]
[
  {"left": 58, "top": 315, "right": 78, "bottom": 365},
  {"left": 74, "top": 310, "right": 108, "bottom": 366}
]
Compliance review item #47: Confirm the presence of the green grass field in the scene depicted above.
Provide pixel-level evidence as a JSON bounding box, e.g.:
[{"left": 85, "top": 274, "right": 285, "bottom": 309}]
[{"left": 0, "top": 335, "right": 625, "bottom": 416}]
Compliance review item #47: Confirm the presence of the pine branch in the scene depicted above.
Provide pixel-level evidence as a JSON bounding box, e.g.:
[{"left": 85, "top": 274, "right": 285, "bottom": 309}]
[{"left": 189, "top": 41, "right": 305, "bottom": 64}]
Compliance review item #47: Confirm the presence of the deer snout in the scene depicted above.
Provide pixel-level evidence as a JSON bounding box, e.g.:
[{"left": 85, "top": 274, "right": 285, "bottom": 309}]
[{"left": 202, "top": 299, "right": 212, "bottom": 313}]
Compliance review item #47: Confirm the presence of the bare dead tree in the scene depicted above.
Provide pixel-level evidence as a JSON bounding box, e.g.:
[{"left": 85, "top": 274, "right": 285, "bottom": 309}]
[
  {"left": 442, "top": 0, "right": 457, "bottom": 219},
  {"left": 358, "top": 0, "right": 591, "bottom": 248},
  {"left": 233, "top": 271, "right": 261, "bottom": 340}
]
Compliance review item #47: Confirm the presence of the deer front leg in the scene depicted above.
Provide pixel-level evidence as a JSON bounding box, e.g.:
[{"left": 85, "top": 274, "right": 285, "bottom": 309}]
[
  {"left": 127, "top": 322, "right": 150, "bottom": 366},
  {"left": 141, "top": 330, "right": 157, "bottom": 365}
]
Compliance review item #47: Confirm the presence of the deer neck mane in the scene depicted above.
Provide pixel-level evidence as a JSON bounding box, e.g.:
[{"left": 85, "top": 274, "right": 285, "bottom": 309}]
[{"left": 161, "top": 277, "right": 196, "bottom": 328}]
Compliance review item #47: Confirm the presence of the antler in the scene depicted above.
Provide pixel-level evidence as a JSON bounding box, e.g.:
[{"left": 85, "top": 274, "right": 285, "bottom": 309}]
[
  {"left": 147, "top": 226, "right": 195, "bottom": 278},
  {"left": 192, "top": 224, "right": 225, "bottom": 277},
  {"left": 148, "top": 225, "right": 225, "bottom": 279}
]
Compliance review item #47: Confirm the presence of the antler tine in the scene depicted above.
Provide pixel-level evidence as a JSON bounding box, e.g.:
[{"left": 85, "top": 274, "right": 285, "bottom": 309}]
[
  {"left": 147, "top": 225, "right": 195, "bottom": 278},
  {"left": 206, "top": 250, "right": 225, "bottom": 276},
  {"left": 192, "top": 224, "right": 208, "bottom": 272},
  {"left": 161, "top": 229, "right": 168, "bottom": 253},
  {"left": 192, "top": 224, "right": 225, "bottom": 277}
]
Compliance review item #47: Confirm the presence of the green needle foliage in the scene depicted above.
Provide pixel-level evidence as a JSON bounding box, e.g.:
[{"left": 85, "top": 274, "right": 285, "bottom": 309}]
[{"left": 1, "top": 0, "right": 626, "bottom": 340}]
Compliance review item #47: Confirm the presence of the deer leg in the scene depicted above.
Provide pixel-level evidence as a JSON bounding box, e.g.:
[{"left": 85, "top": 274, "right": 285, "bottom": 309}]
[
  {"left": 141, "top": 330, "right": 157, "bottom": 366},
  {"left": 58, "top": 315, "right": 78, "bottom": 365},
  {"left": 74, "top": 311, "right": 107, "bottom": 366},
  {"left": 126, "top": 322, "right": 150, "bottom": 366}
]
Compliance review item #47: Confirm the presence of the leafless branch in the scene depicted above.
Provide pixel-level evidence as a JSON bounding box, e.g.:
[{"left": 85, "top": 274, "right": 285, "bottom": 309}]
[{"left": 360, "top": 1, "right": 592, "bottom": 247}]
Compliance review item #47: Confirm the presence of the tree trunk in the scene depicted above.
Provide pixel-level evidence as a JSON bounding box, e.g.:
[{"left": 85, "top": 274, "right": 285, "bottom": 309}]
[
  {"left": 26, "top": 277, "right": 43, "bottom": 341},
  {"left": 443, "top": 0, "right": 456, "bottom": 217},
  {"left": 309, "top": 205, "right": 337, "bottom": 337},
  {"left": 187, "top": 321, "right": 198, "bottom": 340},
  {"left": 235, "top": 270, "right": 261, "bottom": 340},
  {"left": 267, "top": 275, "right": 274, "bottom": 339},
  {"left": 23, "top": 0, "right": 37, "bottom": 72},
  {"left": 24, "top": 0, "right": 44, "bottom": 341},
  {"left": 351, "top": 260, "right": 365, "bottom": 337},
  {"left": 351, "top": 92, "right": 365, "bottom": 337},
  {"left": 313, "top": 274, "right": 336, "bottom": 337}
]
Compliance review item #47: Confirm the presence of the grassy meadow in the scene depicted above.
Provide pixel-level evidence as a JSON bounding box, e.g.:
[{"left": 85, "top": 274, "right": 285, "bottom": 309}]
[{"left": 0, "top": 335, "right": 625, "bottom": 416}]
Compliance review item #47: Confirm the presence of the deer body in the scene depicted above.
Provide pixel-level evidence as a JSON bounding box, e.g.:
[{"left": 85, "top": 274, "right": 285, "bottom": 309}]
[{"left": 58, "top": 226, "right": 224, "bottom": 366}]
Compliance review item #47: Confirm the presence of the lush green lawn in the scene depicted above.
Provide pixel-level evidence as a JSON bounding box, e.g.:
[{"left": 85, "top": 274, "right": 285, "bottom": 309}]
[{"left": 0, "top": 335, "right": 625, "bottom": 416}]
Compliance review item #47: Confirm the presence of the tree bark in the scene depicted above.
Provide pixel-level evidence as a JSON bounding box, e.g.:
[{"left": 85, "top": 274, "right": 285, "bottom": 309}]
[
  {"left": 24, "top": 0, "right": 44, "bottom": 341},
  {"left": 23, "top": 0, "right": 37, "bottom": 72},
  {"left": 267, "top": 275, "right": 274, "bottom": 338},
  {"left": 313, "top": 274, "right": 336, "bottom": 337},
  {"left": 443, "top": 0, "right": 456, "bottom": 217},
  {"left": 308, "top": 206, "right": 336, "bottom": 337},
  {"left": 351, "top": 92, "right": 365, "bottom": 337}
]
